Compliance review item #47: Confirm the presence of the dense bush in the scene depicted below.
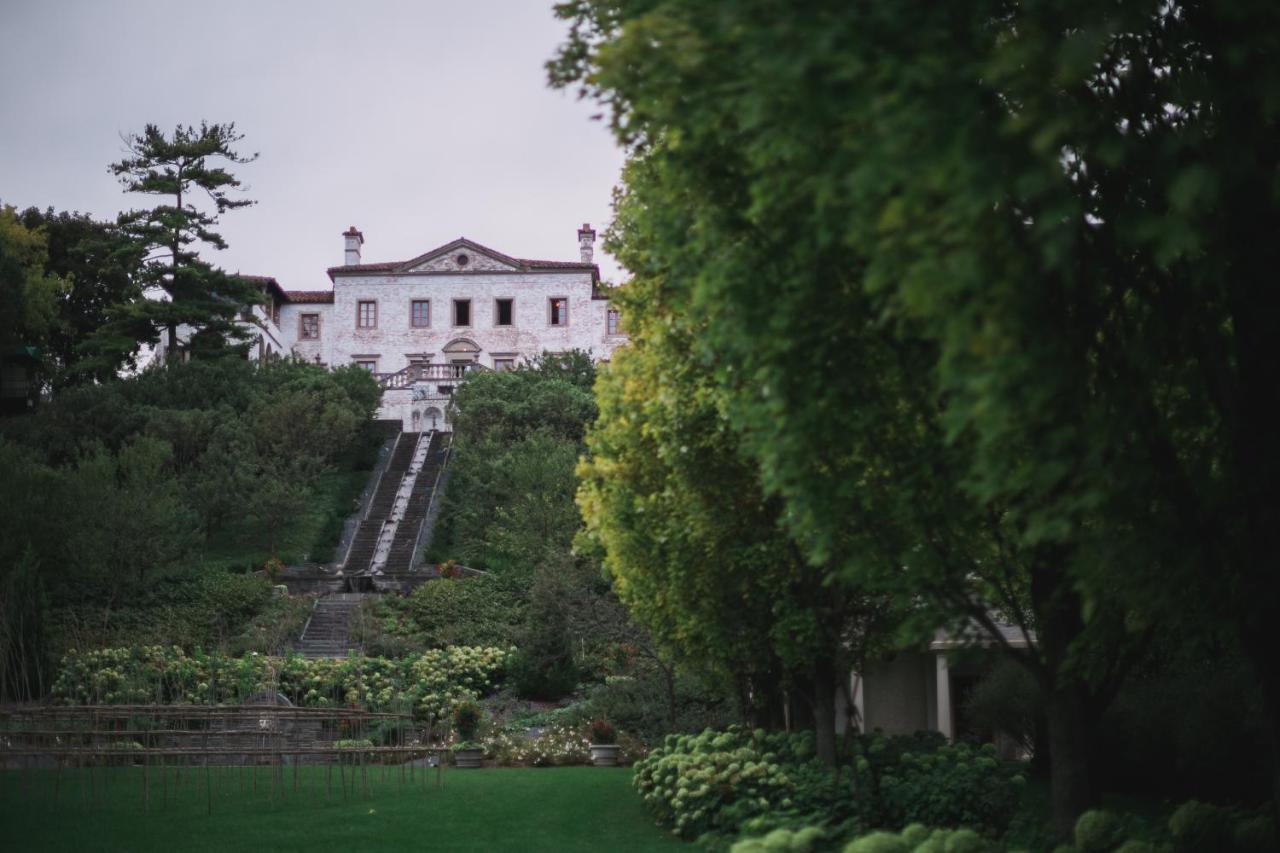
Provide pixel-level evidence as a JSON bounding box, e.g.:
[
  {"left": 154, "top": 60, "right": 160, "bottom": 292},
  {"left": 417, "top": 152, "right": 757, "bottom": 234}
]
[
  {"left": 46, "top": 572, "right": 309, "bottom": 659},
  {"left": 51, "top": 645, "right": 511, "bottom": 727},
  {"left": 0, "top": 358, "right": 381, "bottom": 700},
  {"left": 586, "top": 672, "right": 738, "bottom": 744},
  {"left": 368, "top": 574, "right": 528, "bottom": 651},
  {"left": 1094, "top": 650, "right": 1269, "bottom": 803},
  {"left": 727, "top": 801, "right": 1279, "bottom": 853},
  {"left": 875, "top": 743, "right": 1025, "bottom": 831},
  {"left": 634, "top": 727, "right": 1025, "bottom": 847}
]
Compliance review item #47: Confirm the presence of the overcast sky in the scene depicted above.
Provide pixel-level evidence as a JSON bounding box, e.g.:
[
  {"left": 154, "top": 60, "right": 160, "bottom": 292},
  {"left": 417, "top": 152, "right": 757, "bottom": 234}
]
[{"left": 0, "top": 0, "right": 627, "bottom": 290}]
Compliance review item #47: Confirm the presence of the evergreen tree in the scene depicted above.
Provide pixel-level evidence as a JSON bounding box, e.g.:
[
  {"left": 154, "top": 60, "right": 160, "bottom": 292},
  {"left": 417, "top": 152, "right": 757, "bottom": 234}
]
[{"left": 107, "top": 122, "right": 260, "bottom": 359}]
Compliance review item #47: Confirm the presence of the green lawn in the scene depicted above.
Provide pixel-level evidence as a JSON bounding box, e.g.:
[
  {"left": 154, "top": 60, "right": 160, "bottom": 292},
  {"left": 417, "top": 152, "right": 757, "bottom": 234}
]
[{"left": 0, "top": 766, "right": 686, "bottom": 852}]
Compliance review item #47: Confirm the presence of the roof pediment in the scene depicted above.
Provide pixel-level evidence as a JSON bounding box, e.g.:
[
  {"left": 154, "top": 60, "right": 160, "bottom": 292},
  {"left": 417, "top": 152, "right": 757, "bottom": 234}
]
[
  {"left": 400, "top": 238, "right": 521, "bottom": 273},
  {"left": 325, "top": 235, "right": 600, "bottom": 286}
]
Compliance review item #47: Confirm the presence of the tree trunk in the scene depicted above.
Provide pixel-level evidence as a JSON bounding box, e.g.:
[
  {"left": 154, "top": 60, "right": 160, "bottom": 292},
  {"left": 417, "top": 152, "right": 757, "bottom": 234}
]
[
  {"left": 1030, "top": 545, "right": 1099, "bottom": 839},
  {"left": 1046, "top": 684, "right": 1094, "bottom": 840},
  {"left": 1243, "top": 629, "right": 1280, "bottom": 825},
  {"left": 1030, "top": 709, "right": 1051, "bottom": 777},
  {"left": 810, "top": 655, "right": 839, "bottom": 768},
  {"left": 662, "top": 663, "right": 677, "bottom": 730}
]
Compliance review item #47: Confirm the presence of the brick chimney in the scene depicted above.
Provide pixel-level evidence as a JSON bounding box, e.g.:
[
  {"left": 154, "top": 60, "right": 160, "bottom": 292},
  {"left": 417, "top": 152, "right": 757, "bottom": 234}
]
[
  {"left": 577, "top": 223, "right": 596, "bottom": 264},
  {"left": 343, "top": 226, "right": 364, "bottom": 266}
]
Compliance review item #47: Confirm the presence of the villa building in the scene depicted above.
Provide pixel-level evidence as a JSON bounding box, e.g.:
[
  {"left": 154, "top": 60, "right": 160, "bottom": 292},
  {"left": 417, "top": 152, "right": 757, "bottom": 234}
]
[{"left": 225, "top": 224, "right": 624, "bottom": 431}]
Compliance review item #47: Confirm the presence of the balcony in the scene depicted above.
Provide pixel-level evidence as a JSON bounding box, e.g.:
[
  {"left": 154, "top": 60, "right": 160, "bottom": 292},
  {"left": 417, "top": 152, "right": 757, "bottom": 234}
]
[{"left": 375, "top": 361, "right": 487, "bottom": 391}]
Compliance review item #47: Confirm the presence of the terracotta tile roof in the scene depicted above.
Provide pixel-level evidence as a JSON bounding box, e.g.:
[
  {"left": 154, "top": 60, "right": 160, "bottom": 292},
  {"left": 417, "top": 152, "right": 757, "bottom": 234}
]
[
  {"left": 282, "top": 290, "right": 335, "bottom": 304},
  {"left": 234, "top": 274, "right": 288, "bottom": 302},
  {"left": 327, "top": 261, "right": 401, "bottom": 273},
  {"left": 518, "top": 258, "right": 597, "bottom": 270}
]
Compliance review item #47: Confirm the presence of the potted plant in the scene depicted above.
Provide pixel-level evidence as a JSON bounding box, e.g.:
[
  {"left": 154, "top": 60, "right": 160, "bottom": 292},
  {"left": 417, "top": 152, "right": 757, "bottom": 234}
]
[
  {"left": 588, "top": 719, "right": 620, "bottom": 767},
  {"left": 451, "top": 700, "right": 485, "bottom": 768}
]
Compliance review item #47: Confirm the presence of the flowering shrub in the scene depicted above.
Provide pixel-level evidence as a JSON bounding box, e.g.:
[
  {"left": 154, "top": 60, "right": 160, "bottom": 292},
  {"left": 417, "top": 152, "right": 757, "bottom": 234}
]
[
  {"left": 634, "top": 728, "right": 1025, "bottom": 846},
  {"left": 488, "top": 723, "right": 591, "bottom": 767},
  {"left": 485, "top": 722, "right": 647, "bottom": 767},
  {"left": 52, "top": 645, "right": 512, "bottom": 728},
  {"left": 633, "top": 727, "right": 839, "bottom": 841},
  {"left": 405, "top": 646, "right": 508, "bottom": 723}
]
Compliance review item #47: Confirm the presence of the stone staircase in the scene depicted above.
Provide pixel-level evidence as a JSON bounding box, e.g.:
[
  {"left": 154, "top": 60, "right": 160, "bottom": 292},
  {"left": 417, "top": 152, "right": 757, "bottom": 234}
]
[
  {"left": 384, "top": 432, "right": 451, "bottom": 573},
  {"left": 294, "top": 593, "right": 369, "bottom": 658},
  {"left": 295, "top": 428, "right": 454, "bottom": 657},
  {"left": 342, "top": 432, "right": 418, "bottom": 575}
]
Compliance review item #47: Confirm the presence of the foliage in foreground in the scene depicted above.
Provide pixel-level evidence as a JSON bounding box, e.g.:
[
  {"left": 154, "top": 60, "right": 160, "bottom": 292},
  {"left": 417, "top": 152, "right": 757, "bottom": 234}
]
[
  {"left": 551, "top": 0, "right": 1280, "bottom": 831},
  {"left": 51, "top": 645, "right": 510, "bottom": 727},
  {"left": 728, "top": 801, "right": 1278, "bottom": 853},
  {"left": 633, "top": 727, "right": 1023, "bottom": 847}
]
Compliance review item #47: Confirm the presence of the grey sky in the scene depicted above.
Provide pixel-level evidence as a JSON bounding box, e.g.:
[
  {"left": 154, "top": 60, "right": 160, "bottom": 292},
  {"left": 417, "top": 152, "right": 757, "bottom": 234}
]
[{"left": 0, "top": 0, "right": 626, "bottom": 289}]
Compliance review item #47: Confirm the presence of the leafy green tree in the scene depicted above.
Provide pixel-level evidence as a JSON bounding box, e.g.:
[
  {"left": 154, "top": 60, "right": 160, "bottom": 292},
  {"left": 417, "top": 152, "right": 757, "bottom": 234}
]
[
  {"left": 104, "top": 122, "right": 260, "bottom": 358},
  {"left": 0, "top": 205, "right": 66, "bottom": 355},
  {"left": 577, "top": 270, "right": 898, "bottom": 764},
  {"left": 450, "top": 361, "right": 598, "bottom": 446},
  {"left": 14, "top": 206, "right": 144, "bottom": 384},
  {"left": 433, "top": 353, "right": 599, "bottom": 572},
  {"left": 551, "top": 0, "right": 1267, "bottom": 831},
  {"left": 68, "top": 437, "right": 202, "bottom": 598},
  {"left": 524, "top": 349, "right": 598, "bottom": 392}
]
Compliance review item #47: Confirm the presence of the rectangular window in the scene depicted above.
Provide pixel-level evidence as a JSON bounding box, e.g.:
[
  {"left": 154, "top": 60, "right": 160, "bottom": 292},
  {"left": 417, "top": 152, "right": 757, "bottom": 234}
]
[
  {"left": 411, "top": 300, "right": 431, "bottom": 328},
  {"left": 454, "top": 299, "right": 471, "bottom": 326},
  {"left": 607, "top": 308, "right": 621, "bottom": 335},
  {"left": 495, "top": 298, "right": 513, "bottom": 326},
  {"left": 300, "top": 313, "right": 320, "bottom": 340},
  {"left": 494, "top": 358, "right": 515, "bottom": 372},
  {"left": 549, "top": 297, "right": 568, "bottom": 326},
  {"left": 357, "top": 300, "right": 377, "bottom": 329},
  {"left": 354, "top": 360, "right": 377, "bottom": 373}
]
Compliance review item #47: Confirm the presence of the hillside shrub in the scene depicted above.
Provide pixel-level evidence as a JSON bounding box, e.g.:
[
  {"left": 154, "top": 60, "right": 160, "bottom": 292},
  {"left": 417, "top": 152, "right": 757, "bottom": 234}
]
[
  {"left": 372, "top": 574, "right": 528, "bottom": 650},
  {"left": 51, "top": 645, "right": 511, "bottom": 727}
]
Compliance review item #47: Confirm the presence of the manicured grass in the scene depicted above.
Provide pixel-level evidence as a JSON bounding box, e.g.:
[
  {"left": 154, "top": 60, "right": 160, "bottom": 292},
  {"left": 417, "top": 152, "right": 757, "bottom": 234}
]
[{"left": 0, "top": 766, "right": 686, "bottom": 852}]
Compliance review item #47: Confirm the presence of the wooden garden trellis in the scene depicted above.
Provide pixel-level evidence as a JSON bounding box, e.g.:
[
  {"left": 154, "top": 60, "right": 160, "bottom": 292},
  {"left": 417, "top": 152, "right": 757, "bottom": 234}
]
[{"left": 0, "top": 704, "right": 449, "bottom": 814}]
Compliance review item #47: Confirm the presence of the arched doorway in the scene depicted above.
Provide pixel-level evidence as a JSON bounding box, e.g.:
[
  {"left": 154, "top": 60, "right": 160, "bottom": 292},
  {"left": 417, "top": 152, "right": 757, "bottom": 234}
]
[
  {"left": 423, "top": 407, "right": 443, "bottom": 431},
  {"left": 442, "top": 338, "right": 481, "bottom": 377}
]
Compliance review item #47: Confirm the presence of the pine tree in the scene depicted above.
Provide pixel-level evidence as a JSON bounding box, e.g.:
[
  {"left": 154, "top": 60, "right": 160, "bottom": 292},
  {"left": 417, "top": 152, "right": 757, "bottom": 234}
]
[{"left": 109, "top": 122, "right": 260, "bottom": 359}]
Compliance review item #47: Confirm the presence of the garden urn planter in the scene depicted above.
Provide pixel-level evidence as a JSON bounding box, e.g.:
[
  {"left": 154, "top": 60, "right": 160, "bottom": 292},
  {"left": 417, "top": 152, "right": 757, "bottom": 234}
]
[
  {"left": 453, "top": 747, "right": 484, "bottom": 769},
  {"left": 590, "top": 744, "right": 620, "bottom": 767}
]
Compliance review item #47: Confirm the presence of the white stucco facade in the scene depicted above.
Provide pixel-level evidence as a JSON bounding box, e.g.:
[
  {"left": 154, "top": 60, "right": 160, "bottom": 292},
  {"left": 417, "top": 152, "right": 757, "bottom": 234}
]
[{"left": 277, "top": 226, "right": 625, "bottom": 429}]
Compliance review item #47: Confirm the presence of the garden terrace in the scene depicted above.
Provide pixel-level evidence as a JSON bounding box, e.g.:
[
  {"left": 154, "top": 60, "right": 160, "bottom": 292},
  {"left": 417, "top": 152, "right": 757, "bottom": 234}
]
[{"left": 0, "top": 704, "right": 448, "bottom": 811}]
